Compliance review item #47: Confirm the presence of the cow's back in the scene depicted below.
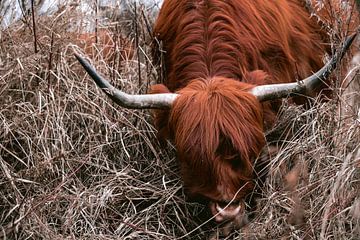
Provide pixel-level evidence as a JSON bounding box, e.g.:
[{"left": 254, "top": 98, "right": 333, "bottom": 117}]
[{"left": 153, "top": 0, "right": 330, "bottom": 92}]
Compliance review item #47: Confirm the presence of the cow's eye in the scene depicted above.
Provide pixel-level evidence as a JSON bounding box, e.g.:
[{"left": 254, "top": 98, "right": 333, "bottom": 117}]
[
  {"left": 230, "top": 156, "right": 246, "bottom": 172},
  {"left": 230, "top": 158, "right": 242, "bottom": 170}
]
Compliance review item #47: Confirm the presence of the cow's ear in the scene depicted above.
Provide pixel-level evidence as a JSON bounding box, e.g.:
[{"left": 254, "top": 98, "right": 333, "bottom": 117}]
[
  {"left": 149, "top": 84, "right": 171, "bottom": 94},
  {"left": 149, "top": 84, "right": 172, "bottom": 144},
  {"left": 244, "top": 70, "right": 274, "bottom": 85}
]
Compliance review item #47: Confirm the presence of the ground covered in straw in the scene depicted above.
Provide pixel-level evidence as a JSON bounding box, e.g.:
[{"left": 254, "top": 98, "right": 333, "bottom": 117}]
[{"left": 0, "top": 1, "right": 359, "bottom": 239}]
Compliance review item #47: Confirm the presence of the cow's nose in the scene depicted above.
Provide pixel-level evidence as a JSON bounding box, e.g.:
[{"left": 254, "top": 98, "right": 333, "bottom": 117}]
[{"left": 209, "top": 201, "right": 243, "bottom": 222}]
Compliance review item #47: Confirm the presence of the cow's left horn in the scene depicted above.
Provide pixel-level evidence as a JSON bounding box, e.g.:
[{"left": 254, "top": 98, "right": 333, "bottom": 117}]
[
  {"left": 75, "top": 54, "right": 178, "bottom": 109},
  {"left": 251, "top": 31, "right": 358, "bottom": 102}
]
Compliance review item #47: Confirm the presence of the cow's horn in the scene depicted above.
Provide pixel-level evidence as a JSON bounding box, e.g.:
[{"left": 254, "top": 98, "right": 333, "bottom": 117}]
[
  {"left": 250, "top": 31, "right": 358, "bottom": 102},
  {"left": 75, "top": 54, "right": 178, "bottom": 109}
]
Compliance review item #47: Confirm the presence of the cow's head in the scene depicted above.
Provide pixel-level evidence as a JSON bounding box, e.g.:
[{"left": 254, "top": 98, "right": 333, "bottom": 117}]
[
  {"left": 75, "top": 33, "right": 356, "bottom": 222},
  {"left": 167, "top": 77, "right": 264, "bottom": 222}
]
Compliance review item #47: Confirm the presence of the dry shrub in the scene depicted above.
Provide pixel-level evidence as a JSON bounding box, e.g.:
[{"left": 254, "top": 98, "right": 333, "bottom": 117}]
[{"left": 0, "top": 1, "right": 359, "bottom": 239}]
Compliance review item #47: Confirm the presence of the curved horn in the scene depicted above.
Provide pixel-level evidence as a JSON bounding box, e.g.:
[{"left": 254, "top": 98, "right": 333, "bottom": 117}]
[
  {"left": 75, "top": 53, "right": 178, "bottom": 109},
  {"left": 251, "top": 31, "right": 358, "bottom": 102}
]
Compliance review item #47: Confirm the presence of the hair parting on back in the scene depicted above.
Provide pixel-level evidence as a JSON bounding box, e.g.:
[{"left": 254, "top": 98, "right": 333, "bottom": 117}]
[{"left": 154, "top": 0, "right": 328, "bottom": 92}]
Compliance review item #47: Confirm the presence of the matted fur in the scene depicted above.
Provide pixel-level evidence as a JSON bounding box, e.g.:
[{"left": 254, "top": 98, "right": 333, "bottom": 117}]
[
  {"left": 150, "top": 0, "right": 357, "bottom": 214},
  {"left": 172, "top": 78, "right": 265, "bottom": 200},
  {"left": 154, "top": 0, "right": 330, "bottom": 91}
]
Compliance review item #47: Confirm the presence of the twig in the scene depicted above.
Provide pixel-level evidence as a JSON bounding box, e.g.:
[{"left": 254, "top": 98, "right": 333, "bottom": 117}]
[
  {"left": 95, "top": 0, "right": 99, "bottom": 45},
  {"left": 134, "top": 2, "right": 142, "bottom": 88},
  {"left": 47, "top": 32, "right": 55, "bottom": 86},
  {"left": 31, "top": 0, "right": 38, "bottom": 53}
]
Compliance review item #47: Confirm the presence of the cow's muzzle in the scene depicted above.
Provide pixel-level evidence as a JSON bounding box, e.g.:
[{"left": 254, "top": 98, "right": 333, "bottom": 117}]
[{"left": 209, "top": 200, "right": 245, "bottom": 222}]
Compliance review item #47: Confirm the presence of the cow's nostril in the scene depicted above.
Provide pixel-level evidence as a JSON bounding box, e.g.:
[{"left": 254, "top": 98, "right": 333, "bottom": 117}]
[
  {"left": 217, "top": 201, "right": 228, "bottom": 209},
  {"left": 215, "top": 202, "right": 223, "bottom": 213}
]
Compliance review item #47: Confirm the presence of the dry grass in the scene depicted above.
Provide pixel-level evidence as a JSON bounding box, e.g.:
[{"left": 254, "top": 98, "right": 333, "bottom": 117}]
[{"left": 0, "top": 1, "right": 359, "bottom": 239}]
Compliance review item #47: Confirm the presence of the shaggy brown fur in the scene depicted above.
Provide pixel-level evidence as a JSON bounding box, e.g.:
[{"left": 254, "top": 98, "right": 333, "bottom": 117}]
[{"left": 150, "top": 0, "right": 357, "bottom": 215}]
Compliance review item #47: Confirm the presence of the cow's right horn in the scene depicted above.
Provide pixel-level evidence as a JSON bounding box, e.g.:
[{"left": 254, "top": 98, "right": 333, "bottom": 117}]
[{"left": 75, "top": 53, "right": 178, "bottom": 109}]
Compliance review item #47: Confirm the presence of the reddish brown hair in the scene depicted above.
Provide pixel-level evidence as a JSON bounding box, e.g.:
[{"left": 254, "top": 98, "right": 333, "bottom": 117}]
[
  {"left": 173, "top": 77, "right": 267, "bottom": 200},
  {"left": 154, "top": 0, "right": 330, "bottom": 92},
  {"left": 150, "top": 0, "right": 357, "bottom": 204}
]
